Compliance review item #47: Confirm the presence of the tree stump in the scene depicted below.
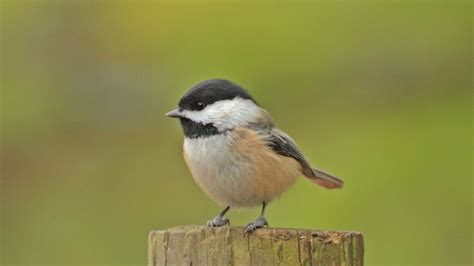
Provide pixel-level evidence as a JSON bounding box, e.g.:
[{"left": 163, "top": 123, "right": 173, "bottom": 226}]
[{"left": 148, "top": 225, "right": 364, "bottom": 266}]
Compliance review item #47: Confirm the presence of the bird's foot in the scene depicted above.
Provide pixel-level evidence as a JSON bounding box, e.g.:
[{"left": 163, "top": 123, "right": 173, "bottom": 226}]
[
  {"left": 244, "top": 215, "right": 268, "bottom": 233},
  {"left": 207, "top": 214, "right": 230, "bottom": 228}
]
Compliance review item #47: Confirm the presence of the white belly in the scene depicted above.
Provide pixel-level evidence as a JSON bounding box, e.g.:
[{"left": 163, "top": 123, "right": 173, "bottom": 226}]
[{"left": 183, "top": 132, "right": 299, "bottom": 208}]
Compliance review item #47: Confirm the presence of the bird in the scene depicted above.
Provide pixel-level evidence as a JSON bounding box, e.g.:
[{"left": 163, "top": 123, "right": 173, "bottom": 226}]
[{"left": 166, "top": 79, "right": 343, "bottom": 233}]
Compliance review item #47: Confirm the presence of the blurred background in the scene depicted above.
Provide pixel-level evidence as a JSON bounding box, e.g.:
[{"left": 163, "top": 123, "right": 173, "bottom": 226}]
[{"left": 1, "top": 1, "right": 472, "bottom": 265}]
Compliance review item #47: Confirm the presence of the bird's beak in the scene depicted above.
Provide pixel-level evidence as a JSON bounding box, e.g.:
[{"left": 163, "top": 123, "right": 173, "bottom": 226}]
[{"left": 165, "top": 108, "right": 183, "bottom": 118}]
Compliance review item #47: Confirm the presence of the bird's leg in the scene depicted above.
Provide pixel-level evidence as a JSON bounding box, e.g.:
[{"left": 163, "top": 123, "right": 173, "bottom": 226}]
[
  {"left": 245, "top": 202, "right": 269, "bottom": 233},
  {"left": 207, "top": 206, "right": 230, "bottom": 228}
]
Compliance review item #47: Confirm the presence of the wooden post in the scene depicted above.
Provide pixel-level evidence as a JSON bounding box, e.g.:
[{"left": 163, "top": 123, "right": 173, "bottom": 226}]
[{"left": 148, "top": 225, "right": 364, "bottom": 266}]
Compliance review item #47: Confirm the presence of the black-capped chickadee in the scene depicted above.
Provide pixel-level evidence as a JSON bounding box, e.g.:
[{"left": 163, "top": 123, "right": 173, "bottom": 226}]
[{"left": 166, "top": 79, "right": 343, "bottom": 233}]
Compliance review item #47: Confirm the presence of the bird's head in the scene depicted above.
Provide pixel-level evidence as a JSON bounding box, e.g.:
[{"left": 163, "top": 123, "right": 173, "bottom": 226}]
[{"left": 166, "top": 79, "right": 262, "bottom": 137}]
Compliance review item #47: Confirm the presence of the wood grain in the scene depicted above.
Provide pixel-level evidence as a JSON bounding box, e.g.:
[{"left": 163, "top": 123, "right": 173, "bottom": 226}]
[{"left": 148, "top": 225, "right": 364, "bottom": 266}]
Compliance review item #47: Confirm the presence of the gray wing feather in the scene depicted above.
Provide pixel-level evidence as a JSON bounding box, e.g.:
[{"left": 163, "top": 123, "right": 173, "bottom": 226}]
[{"left": 265, "top": 128, "right": 315, "bottom": 177}]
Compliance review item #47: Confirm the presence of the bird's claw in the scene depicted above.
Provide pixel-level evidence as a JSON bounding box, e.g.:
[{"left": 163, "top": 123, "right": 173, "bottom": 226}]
[
  {"left": 244, "top": 216, "right": 268, "bottom": 233},
  {"left": 207, "top": 214, "right": 230, "bottom": 228}
]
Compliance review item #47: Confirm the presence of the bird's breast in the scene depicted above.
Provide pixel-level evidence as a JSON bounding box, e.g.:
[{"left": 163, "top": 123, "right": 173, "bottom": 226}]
[{"left": 183, "top": 128, "right": 300, "bottom": 207}]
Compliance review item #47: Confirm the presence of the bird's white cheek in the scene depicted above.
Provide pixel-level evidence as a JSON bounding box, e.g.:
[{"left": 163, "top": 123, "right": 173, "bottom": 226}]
[{"left": 214, "top": 113, "right": 230, "bottom": 128}]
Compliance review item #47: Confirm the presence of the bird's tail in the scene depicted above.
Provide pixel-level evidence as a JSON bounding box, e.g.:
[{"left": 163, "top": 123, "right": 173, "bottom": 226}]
[{"left": 307, "top": 168, "right": 343, "bottom": 189}]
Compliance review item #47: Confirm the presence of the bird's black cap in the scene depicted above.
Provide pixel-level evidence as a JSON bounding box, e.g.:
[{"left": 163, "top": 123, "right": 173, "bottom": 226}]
[{"left": 178, "top": 79, "right": 256, "bottom": 111}]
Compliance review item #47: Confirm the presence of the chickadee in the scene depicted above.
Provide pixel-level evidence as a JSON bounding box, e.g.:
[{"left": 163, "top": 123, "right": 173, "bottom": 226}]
[{"left": 166, "top": 79, "right": 343, "bottom": 233}]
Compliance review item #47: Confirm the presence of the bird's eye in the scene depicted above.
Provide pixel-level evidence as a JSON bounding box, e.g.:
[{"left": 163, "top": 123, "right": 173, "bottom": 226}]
[{"left": 195, "top": 102, "right": 206, "bottom": 110}]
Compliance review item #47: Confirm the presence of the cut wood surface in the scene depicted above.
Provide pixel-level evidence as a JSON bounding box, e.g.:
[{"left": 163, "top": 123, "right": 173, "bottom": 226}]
[{"left": 148, "top": 225, "right": 364, "bottom": 266}]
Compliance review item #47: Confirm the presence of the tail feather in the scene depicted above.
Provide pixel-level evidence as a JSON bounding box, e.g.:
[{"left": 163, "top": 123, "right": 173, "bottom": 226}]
[{"left": 309, "top": 168, "right": 343, "bottom": 189}]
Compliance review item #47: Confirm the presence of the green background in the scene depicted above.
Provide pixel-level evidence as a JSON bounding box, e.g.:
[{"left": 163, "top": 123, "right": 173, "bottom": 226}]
[{"left": 1, "top": 1, "right": 472, "bottom": 265}]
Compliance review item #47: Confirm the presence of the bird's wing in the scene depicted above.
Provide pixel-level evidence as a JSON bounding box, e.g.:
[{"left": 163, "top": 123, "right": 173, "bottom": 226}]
[
  {"left": 264, "top": 128, "right": 315, "bottom": 177},
  {"left": 264, "top": 128, "right": 344, "bottom": 189}
]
